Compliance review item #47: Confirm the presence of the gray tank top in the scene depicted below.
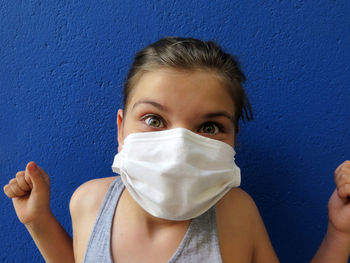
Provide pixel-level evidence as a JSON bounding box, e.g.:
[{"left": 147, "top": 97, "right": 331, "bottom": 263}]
[{"left": 83, "top": 176, "right": 222, "bottom": 263}]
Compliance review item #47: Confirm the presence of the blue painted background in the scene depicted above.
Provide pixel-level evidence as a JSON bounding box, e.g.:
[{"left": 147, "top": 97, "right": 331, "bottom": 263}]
[{"left": 1, "top": 1, "right": 349, "bottom": 262}]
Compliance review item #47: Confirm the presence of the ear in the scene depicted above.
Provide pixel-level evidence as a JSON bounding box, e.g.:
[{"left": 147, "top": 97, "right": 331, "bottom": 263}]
[{"left": 117, "top": 109, "right": 124, "bottom": 152}]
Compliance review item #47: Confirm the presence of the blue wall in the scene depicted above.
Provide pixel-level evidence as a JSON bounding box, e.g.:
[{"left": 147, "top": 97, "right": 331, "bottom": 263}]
[{"left": 1, "top": 1, "right": 349, "bottom": 262}]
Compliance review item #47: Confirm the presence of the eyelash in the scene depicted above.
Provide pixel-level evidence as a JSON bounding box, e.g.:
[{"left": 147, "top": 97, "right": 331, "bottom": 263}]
[
  {"left": 203, "top": 122, "right": 225, "bottom": 133},
  {"left": 141, "top": 114, "right": 166, "bottom": 128},
  {"left": 140, "top": 114, "right": 225, "bottom": 134},
  {"left": 202, "top": 122, "right": 225, "bottom": 136}
]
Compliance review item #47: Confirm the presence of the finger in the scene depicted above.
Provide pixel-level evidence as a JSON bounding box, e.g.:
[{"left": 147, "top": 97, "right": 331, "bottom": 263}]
[
  {"left": 9, "top": 179, "right": 28, "bottom": 196},
  {"left": 25, "top": 161, "right": 46, "bottom": 191},
  {"left": 335, "top": 160, "right": 350, "bottom": 175},
  {"left": 24, "top": 172, "right": 33, "bottom": 188},
  {"left": 335, "top": 163, "right": 345, "bottom": 177},
  {"left": 344, "top": 160, "right": 350, "bottom": 169},
  {"left": 336, "top": 164, "right": 350, "bottom": 176},
  {"left": 37, "top": 166, "right": 50, "bottom": 186},
  {"left": 3, "top": 184, "right": 16, "bottom": 198},
  {"left": 337, "top": 184, "right": 350, "bottom": 204},
  {"left": 335, "top": 167, "right": 350, "bottom": 186},
  {"left": 16, "top": 171, "right": 31, "bottom": 192}
]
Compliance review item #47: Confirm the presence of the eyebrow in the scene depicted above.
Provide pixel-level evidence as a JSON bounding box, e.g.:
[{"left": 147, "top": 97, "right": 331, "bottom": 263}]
[
  {"left": 203, "top": 112, "right": 234, "bottom": 122},
  {"left": 132, "top": 99, "right": 234, "bottom": 121},
  {"left": 132, "top": 100, "right": 169, "bottom": 112}
]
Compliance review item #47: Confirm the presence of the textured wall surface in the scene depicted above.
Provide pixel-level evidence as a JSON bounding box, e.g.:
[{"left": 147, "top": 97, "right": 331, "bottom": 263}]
[{"left": 1, "top": 1, "right": 349, "bottom": 262}]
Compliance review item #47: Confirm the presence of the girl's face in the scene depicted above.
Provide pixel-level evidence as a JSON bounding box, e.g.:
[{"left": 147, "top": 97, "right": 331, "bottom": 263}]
[{"left": 117, "top": 68, "right": 236, "bottom": 151}]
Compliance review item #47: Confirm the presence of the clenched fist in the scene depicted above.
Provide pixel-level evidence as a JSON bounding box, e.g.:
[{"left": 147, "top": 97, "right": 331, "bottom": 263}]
[
  {"left": 328, "top": 160, "right": 350, "bottom": 239},
  {"left": 3, "top": 161, "right": 51, "bottom": 225}
]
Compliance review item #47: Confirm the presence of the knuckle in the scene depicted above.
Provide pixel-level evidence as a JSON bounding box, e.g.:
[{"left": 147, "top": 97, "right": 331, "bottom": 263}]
[
  {"left": 334, "top": 170, "right": 339, "bottom": 178},
  {"left": 9, "top": 181, "right": 17, "bottom": 189},
  {"left": 10, "top": 184, "right": 23, "bottom": 195},
  {"left": 344, "top": 161, "right": 350, "bottom": 169},
  {"left": 4, "top": 187, "right": 12, "bottom": 197},
  {"left": 9, "top": 178, "right": 17, "bottom": 185},
  {"left": 16, "top": 172, "right": 24, "bottom": 180},
  {"left": 342, "top": 184, "right": 350, "bottom": 195},
  {"left": 339, "top": 170, "right": 350, "bottom": 180},
  {"left": 336, "top": 173, "right": 342, "bottom": 184},
  {"left": 8, "top": 184, "right": 17, "bottom": 194},
  {"left": 3, "top": 184, "right": 9, "bottom": 193},
  {"left": 336, "top": 172, "right": 346, "bottom": 183}
]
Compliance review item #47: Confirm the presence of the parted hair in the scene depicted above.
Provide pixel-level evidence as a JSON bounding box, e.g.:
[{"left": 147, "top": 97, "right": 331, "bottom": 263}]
[{"left": 123, "top": 37, "right": 253, "bottom": 131}]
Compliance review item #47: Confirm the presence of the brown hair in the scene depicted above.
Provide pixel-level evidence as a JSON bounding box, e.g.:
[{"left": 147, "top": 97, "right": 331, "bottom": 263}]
[{"left": 123, "top": 37, "right": 253, "bottom": 132}]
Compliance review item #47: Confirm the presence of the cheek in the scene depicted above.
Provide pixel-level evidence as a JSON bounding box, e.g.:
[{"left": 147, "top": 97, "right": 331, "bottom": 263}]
[
  {"left": 224, "top": 138, "right": 235, "bottom": 148},
  {"left": 119, "top": 112, "right": 143, "bottom": 139},
  {"left": 218, "top": 129, "right": 235, "bottom": 147}
]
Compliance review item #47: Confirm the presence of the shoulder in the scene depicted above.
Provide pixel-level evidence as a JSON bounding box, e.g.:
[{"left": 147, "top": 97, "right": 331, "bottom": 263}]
[
  {"left": 69, "top": 176, "right": 118, "bottom": 263},
  {"left": 216, "top": 188, "right": 259, "bottom": 242},
  {"left": 69, "top": 176, "right": 117, "bottom": 216},
  {"left": 217, "top": 187, "right": 258, "bottom": 217},
  {"left": 216, "top": 188, "right": 279, "bottom": 263}
]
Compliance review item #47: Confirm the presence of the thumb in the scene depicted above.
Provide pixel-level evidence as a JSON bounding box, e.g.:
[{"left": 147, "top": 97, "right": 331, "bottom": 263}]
[{"left": 25, "top": 161, "right": 47, "bottom": 191}]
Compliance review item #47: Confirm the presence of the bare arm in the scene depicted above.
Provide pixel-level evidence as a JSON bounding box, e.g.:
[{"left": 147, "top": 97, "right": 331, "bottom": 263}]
[
  {"left": 311, "top": 223, "right": 350, "bottom": 263},
  {"left": 216, "top": 188, "right": 279, "bottom": 263},
  {"left": 252, "top": 207, "right": 280, "bottom": 263},
  {"left": 25, "top": 212, "right": 74, "bottom": 263},
  {"left": 3, "top": 162, "right": 74, "bottom": 263}
]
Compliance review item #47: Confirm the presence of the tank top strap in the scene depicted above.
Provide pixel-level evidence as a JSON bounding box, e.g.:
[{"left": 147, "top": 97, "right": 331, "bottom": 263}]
[{"left": 83, "top": 176, "right": 124, "bottom": 263}]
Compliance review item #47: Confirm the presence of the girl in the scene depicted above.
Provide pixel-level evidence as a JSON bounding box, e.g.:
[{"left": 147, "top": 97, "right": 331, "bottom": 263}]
[{"left": 3, "top": 37, "right": 350, "bottom": 263}]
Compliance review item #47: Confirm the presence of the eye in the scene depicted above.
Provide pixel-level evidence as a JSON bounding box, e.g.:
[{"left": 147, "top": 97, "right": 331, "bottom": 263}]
[
  {"left": 200, "top": 122, "right": 221, "bottom": 135},
  {"left": 143, "top": 115, "right": 164, "bottom": 128}
]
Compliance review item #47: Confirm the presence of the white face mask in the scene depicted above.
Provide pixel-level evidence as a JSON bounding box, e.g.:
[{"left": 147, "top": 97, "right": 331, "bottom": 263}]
[{"left": 112, "top": 128, "right": 241, "bottom": 221}]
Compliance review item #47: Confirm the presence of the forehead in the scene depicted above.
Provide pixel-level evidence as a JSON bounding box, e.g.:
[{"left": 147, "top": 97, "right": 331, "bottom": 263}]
[{"left": 127, "top": 68, "right": 235, "bottom": 114}]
